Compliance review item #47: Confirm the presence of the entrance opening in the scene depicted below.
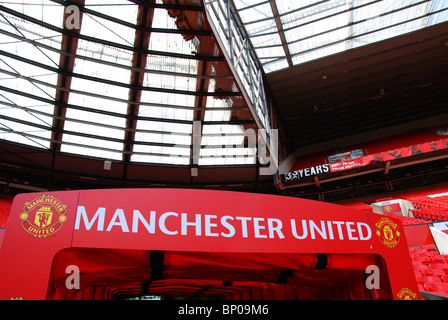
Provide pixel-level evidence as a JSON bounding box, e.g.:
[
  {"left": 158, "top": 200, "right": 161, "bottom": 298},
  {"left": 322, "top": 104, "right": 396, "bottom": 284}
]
[{"left": 46, "top": 247, "right": 392, "bottom": 300}]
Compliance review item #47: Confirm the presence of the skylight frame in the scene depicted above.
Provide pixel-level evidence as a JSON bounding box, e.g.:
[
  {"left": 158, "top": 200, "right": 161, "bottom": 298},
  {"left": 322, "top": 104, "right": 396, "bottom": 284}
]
[
  {"left": 232, "top": 0, "right": 448, "bottom": 73},
  {"left": 0, "top": 0, "right": 64, "bottom": 149},
  {"left": 0, "top": 0, "right": 263, "bottom": 168}
]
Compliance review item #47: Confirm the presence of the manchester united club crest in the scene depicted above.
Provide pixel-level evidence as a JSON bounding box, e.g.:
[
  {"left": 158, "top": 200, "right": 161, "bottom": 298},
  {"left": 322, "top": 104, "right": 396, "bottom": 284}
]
[
  {"left": 397, "top": 288, "right": 418, "bottom": 300},
  {"left": 375, "top": 217, "right": 400, "bottom": 248},
  {"left": 19, "top": 195, "right": 67, "bottom": 238}
]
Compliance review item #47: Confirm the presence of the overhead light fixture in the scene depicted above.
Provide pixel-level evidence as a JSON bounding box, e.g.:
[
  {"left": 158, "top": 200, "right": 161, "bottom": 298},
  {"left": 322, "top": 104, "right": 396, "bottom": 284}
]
[
  {"left": 0, "top": 162, "right": 21, "bottom": 169},
  {"left": 104, "top": 160, "right": 112, "bottom": 171},
  {"left": 372, "top": 88, "right": 385, "bottom": 100},
  {"left": 80, "top": 176, "right": 98, "bottom": 181}
]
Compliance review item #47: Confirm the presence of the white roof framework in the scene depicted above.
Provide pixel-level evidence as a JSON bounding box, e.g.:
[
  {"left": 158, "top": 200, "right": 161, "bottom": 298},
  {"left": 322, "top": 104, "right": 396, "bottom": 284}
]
[
  {"left": 232, "top": 0, "right": 448, "bottom": 73},
  {"left": 0, "top": 0, "right": 447, "bottom": 172},
  {"left": 0, "top": 0, "right": 258, "bottom": 168}
]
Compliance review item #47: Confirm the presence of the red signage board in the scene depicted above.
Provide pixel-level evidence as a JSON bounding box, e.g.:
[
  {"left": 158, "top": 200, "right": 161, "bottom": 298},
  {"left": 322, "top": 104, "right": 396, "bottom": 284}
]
[
  {"left": 0, "top": 189, "right": 420, "bottom": 300},
  {"left": 73, "top": 189, "right": 374, "bottom": 254},
  {"left": 0, "top": 191, "right": 79, "bottom": 300},
  {"left": 282, "top": 138, "right": 448, "bottom": 183}
]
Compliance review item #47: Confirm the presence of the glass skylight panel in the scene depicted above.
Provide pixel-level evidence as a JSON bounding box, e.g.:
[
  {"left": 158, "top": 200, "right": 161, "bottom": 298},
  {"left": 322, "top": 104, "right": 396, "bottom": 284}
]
[
  {"left": 63, "top": 120, "right": 123, "bottom": 143},
  {"left": 143, "top": 59, "right": 200, "bottom": 122},
  {"left": 260, "top": 58, "right": 289, "bottom": 73},
  {"left": 70, "top": 77, "right": 130, "bottom": 103},
  {"left": 243, "top": 18, "right": 277, "bottom": 38},
  {"left": 286, "top": 0, "right": 444, "bottom": 66},
  {"left": 131, "top": 6, "right": 199, "bottom": 165},
  {"left": 275, "top": 0, "right": 320, "bottom": 15},
  {"left": 200, "top": 123, "right": 257, "bottom": 166},
  {"left": 61, "top": 105, "right": 126, "bottom": 161},
  {"left": 80, "top": 0, "right": 137, "bottom": 46},
  {"left": 146, "top": 55, "right": 199, "bottom": 75},
  {"left": 133, "top": 115, "right": 193, "bottom": 165},
  {"left": 0, "top": 0, "right": 64, "bottom": 28},
  {"left": 0, "top": 116, "right": 50, "bottom": 149},
  {"left": 64, "top": 109, "right": 125, "bottom": 130},
  {"left": 148, "top": 32, "right": 198, "bottom": 56},
  {"left": 0, "top": 1, "right": 63, "bottom": 149},
  {"left": 281, "top": 0, "right": 347, "bottom": 31},
  {"left": 427, "top": 0, "right": 448, "bottom": 26},
  {"left": 76, "top": 39, "right": 133, "bottom": 66},
  {"left": 150, "top": 6, "right": 198, "bottom": 55},
  {"left": 134, "top": 130, "right": 191, "bottom": 147},
  {"left": 200, "top": 78, "right": 256, "bottom": 165},
  {"left": 234, "top": 1, "right": 277, "bottom": 41},
  {"left": 203, "top": 79, "right": 231, "bottom": 122},
  {"left": 68, "top": 92, "right": 128, "bottom": 115},
  {"left": 134, "top": 144, "right": 190, "bottom": 158},
  {"left": 62, "top": 82, "right": 128, "bottom": 159},
  {"left": 60, "top": 138, "right": 123, "bottom": 161},
  {"left": 131, "top": 152, "right": 190, "bottom": 166},
  {"left": 0, "top": 57, "right": 57, "bottom": 100},
  {"left": 143, "top": 72, "right": 197, "bottom": 93},
  {"left": 138, "top": 95, "right": 195, "bottom": 122},
  {"left": 351, "top": 0, "right": 428, "bottom": 41},
  {"left": 0, "top": 16, "right": 61, "bottom": 68},
  {"left": 73, "top": 58, "right": 131, "bottom": 84},
  {"left": 85, "top": 0, "right": 137, "bottom": 24},
  {"left": 283, "top": 2, "right": 349, "bottom": 53},
  {"left": 291, "top": 42, "right": 346, "bottom": 65},
  {"left": 84, "top": 0, "right": 131, "bottom": 5},
  {"left": 133, "top": 121, "right": 191, "bottom": 166},
  {"left": 254, "top": 46, "right": 285, "bottom": 60},
  {"left": 233, "top": 0, "right": 448, "bottom": 72},
  {"left": 0, "top": 90, "right": 53, "bottom": 149},
  {"left": 250, "top": 32, "right": 282, "bottom": 49},
  {"left": 60, "top": 1, "right": 136, "bottom": 160},
  {"left": 203, "top": 99, "right": 231, "bottom": 122},
  {"left": 234, "top": 1, "right": 273, "bottom": 25}
]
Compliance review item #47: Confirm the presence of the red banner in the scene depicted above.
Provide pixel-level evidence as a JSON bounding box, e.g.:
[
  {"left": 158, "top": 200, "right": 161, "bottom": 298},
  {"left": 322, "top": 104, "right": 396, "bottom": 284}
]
[
  {"left": 72, "top": 189, "right": 374, "bottom": 254},
  {"left": 282, "top": 139, "right": 448, "bottom": 183},
  {"left": 0, "top": 189, "right": 421, "bottom": 300},
  {"left": 330, "top": 139, "right": 448, "bottom": 172}
]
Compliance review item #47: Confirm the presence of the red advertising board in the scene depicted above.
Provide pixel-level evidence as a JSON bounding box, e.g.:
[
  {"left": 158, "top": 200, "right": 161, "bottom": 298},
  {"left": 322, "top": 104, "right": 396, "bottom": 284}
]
[
  {"left": 0, "top": 191, "right": 79, "bottom": 300},
  {"left": 73, "top": 189, "right": 374, "bottom": 254},
  {"left": 0, "top": 189, "right": 420, "bottom": 300},
  {"left": 282, "top": 138, "right": 448, "bottom": 183}
]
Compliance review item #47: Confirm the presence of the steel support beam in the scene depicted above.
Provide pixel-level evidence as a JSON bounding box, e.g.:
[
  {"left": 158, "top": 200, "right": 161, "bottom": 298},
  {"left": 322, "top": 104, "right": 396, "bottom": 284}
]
[
  {"left": 123, "top": 1, "right": 155, "bottom": 165},
  {"left": 50, "top": 0, "right": 85, "bottom": 152}
]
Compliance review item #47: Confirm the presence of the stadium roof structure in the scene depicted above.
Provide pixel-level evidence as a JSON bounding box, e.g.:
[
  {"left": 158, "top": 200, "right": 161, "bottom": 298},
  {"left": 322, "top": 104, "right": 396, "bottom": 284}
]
[
  {"left": 229, "top": 0, "right": 448, "bottom": 152},
  {"left": 0, "top": 0, "right": 447, "bottom": 193}
]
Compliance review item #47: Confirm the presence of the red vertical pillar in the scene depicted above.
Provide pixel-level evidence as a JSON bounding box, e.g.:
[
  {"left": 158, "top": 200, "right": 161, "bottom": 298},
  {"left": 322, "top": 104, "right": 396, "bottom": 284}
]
[{"left": 0, "top": 191, "right": 79, "bottom": 300}]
